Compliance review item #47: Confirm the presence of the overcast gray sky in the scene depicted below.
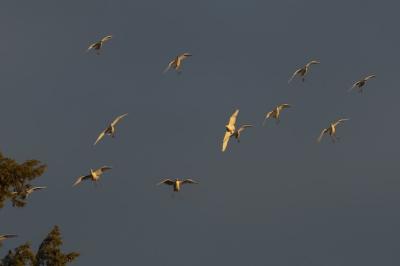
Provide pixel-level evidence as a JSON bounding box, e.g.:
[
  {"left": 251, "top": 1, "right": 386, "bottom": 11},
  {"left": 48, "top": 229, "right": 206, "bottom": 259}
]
[{"left": 1, "top": 0, "right": 400, "bottom": 265}]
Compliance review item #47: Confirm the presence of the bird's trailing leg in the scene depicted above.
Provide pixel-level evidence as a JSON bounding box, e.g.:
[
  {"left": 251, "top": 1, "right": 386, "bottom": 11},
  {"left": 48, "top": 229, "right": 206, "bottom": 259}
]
[
  {"left": 275, "top": 118, "right": 280, "bottom": 125},
  {"left": 302, "top": 77, "right": 305, "bottom": 82}
]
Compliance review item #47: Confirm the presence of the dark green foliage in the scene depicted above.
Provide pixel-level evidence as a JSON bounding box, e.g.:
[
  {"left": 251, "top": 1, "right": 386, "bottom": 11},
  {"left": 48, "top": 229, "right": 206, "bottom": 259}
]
[
  {"left": 1, "top": 243, "right": 36, "bottom": 266},
  {"left": 0, "top": 152, "right": 47, "bottom": 208},
  {"left": 35, "top": 226, "right": 79, "bottom": 266},
  {"left": 1, "top": 226, "right": 79, "bottom": 266}
]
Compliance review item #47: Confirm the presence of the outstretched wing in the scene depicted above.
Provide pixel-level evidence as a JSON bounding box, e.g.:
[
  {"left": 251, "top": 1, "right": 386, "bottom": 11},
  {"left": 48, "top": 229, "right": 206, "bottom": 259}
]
[
  {"left": 1, "top": 234, "right": 17, "bottom": 239},
  {"left": 73, "top": 175, "right": 91, "bottom": 187},
  {"left": 222, "top": 131, "right": 232, "bottom": 152},
  {"left": 93, "top": 166, "right": 112, "bottom": 176},
  {"left": 32, "top": 186, "right": 46, "bottom": 191},
  {"left": 262, "top": 111, "right": 273, "bottom": 126},
  {"left": 111, "top": 113, "right": 128, "bottom": 127},
  {"left": 364, "top": 74, "right": 376, "bottom": 81},
  {"left": 238, "top": 124, "right": 253, "bottom": 134},
  {"left": 86, "top": 42, "right": 99, "bottom": 52},
  {"left": 94, "top": 129, "right": 107, "bottom": 146},
  {"left": 182, "top": 179, "right": 198, "bottom": 185},
  {"left": 288, "top": 68, "right": 302, "bottom": 83},
  {"left": 306, "top": 60, "right": 320, "bottom": 67},
  {"left": 157, "top": 179, "right": 174, "bottom": 186},
  {"left": 99, "top": 166, "right": 112, "bottom": 172},
  {"left": 348, "top": 81, "right": 360, "bottom": 92},
  {"left": 163, "top": 59, "right": 176, "bottom": 74},
  {"left": 317, "top": 128, "right": 328, "bottom": 143},
  {"left": 333, "top": 118, "right": 349, "bottom": 127},
  {"left": 228, "top": 109, "right": 239, "bottom": 127},
  {"left": 279, "top": 104, "right": 291, "bottom": 110},
  {"left": 101, "top": 35, "right": 112, "bottom": 43},
  {"left": 178, "top": 53, "right": 192, "bottom": 61}
]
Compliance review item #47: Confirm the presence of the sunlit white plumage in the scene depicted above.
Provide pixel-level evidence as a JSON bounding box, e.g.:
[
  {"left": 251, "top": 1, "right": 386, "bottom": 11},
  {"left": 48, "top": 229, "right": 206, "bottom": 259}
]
[
  {"left": 263, "top": 104, "right": 291, "bottom": 125},
  {"left": 288, "top": 60, "right": 320, "bottom": 83},
  {"left": 222, "top": 109, "right": 252, "bottom": 152},
  {"left": 0, "top": 234, "right": 17, "bottom": 242},
  {"left": 11, "top": 185, "right": 46, "bottom": 199},
  {"left": 157, "top": 178, "right": 198, "bottom": 192},
  {"left": 163, "top": 53, "right": 192, "bottom": 73},
  {"left": 73, "top": 166, "right": 112, "bottom": 187},
  {"left": 94, "top": 113, "right": 128, "bottom": 145},
  {"left": 348, "top": 74, "right": 376, "bottom": 93},
  {"left": 87, "top": 35, "right": 112, "bottom": 55},
  {"left": 317, "top": 118, "right": 350, "bottom": 143}
]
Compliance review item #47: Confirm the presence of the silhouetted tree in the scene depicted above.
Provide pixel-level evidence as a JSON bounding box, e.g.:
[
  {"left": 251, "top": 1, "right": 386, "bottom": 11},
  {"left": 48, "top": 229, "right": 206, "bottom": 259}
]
[
  {"left": 0, "top": 152, "right": 47, "bottom": 208},
  {"left": 1, "top": 226, "right": 79, "bottom": 266},
  {"left": 1, "top": 243, "right": 36, "bottom": 266},
  {"left": 35, "top": 226, "right": 79, "bottom": 266}
]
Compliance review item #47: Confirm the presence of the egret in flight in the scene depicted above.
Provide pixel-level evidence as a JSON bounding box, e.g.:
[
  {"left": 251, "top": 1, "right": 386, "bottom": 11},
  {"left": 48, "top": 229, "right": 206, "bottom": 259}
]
[
  {"left": 87, "top": 35, "right": 112, "bottom": 55},
  {"left": 222, "top": 109, "right": 252, "bottom": 152},
  {"left": 73, "top": 166, "right": 112, "bottom": 187},
  {"left": 288, "top": 60, "right": 320, "bottom": 83},
  {"left": 157, "top": 178, "right": 198, "bottom": 192},
  {"left": 94, "top": 113, "right": 128, "bottom": 145},
  {"left": 263, "top": 104, "right": 291, "bottom": 125},
  {"left": 163, "top": 53, "right": 192, "bottom": 74},
  {"left": 348, "top": 74, "right": 376, "bottom": 93},
  {"left": 0, "top": 234, "right": 17, "bottom": 242},
  {"left": 11, "top": 185, "right": 46, "bottom": 199},
  {"left": 317, "top": 118, "right": 350, "bottom": 143}
]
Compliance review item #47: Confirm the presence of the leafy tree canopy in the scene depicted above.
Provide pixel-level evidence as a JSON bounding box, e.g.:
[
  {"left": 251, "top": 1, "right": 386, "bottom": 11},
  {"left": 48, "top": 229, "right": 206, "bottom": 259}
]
[
  {"left": 1, "top": 226, "right": 79, "bottom": 266},
  {"left": 0, "top": 152, "right": 47, "bottom": 208}
]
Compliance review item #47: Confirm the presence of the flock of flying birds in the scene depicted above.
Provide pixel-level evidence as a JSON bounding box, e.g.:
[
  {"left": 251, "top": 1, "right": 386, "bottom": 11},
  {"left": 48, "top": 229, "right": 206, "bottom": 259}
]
[{"left": 1, "top": 34, "right": 377, "bottom": 244}]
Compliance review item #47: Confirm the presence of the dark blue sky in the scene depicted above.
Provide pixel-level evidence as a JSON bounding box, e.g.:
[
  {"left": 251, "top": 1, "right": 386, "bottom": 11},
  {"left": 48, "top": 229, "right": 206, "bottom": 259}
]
[{"left": 1, "top": 0, "right": 400, "bottom": 265}]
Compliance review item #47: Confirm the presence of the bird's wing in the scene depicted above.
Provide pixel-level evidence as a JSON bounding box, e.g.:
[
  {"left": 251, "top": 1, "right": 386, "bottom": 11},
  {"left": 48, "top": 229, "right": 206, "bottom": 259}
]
[
  {"left": 163, "top": 60, "right": 175, "bottom": 74},
  {"left": 228, "top": 109, "right": 239, "bottom": 127},
  {"left": 86, "top": 42, "right": 99, "bottom": 52},
  {"left": 94, "top": 130, "right": 107, "bottom": 146},
  {"left": 288, "top": 68, "right": 302, "bottom": 83},
  {"left": 111, "top": 113, "right": 128, "bottom": 127},
  {"left": 2, "top": 234, "right": 17, "bottom": 239},
  {"left": 364, "top": 74, "right": 376, "bottom": 81},
  {"left": 101, "top": 35, "right": 112, "bottom": 43},
  {"left": 32, "top": 186, "right": 46, "bottom": 191},
  {"left": 306, "top": 60, "right": 320, "bottom": 67},
  {"left": 238, "top": 124, "right": 253, "bottom": 134},
  {"left": 222, "top": 131, "right": 232, "bottom": 152},
  {"left": 333, "top": 118, "right": 350, "bottom": 127},
  {"left": 262, "top": 111, "right": 273, "bottom": 126},
  {"left": 348, "top": 81, "right": 360, "bottom": 92},
  {"left": 157, "top": 179, "right": 174, "bottom": 186},
  {"left": 317, "top": 128, "right": 328, "bottom": 143},
  {"left": 73, "top": 175, "right": 91, "bottom": 187},
  {"left": 182, "top": 179, "right": 198, "bottom": 185},
  {"left": 98, "top": 166, "right": 112, "bottom": 174},
  {"left": 178, "top": 53, "right": 192, "bottom": 60},
  {"left": 279, "top": 104, "right": 291, "bottom": 110}
]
